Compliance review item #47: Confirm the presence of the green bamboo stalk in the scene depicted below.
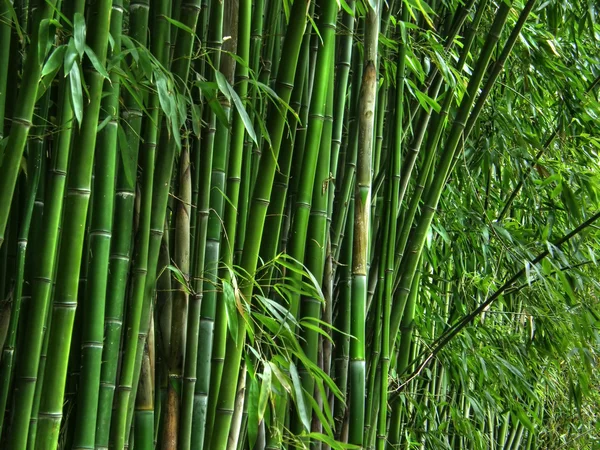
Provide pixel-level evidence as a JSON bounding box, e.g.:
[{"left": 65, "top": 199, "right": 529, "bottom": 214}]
[
  {"left": 258, "top": 20, "right": 311, "bottom": 277},
  {"left": 295, "top": 48, "right": 335, "bottom": 438},
  {"left": 188, "top": 1, "right": 225, "bottom": 448},
  {"left": 333, "top": 195, "right": 353, "bottom": 440},
  {"left": 328, "top": 0, "right": 355, "bottom": 224},
  {"left": 188, "top": 84, "right": 217, "bottom": 450},
  {"left": 120, "top": 0, "right": 201, "bottom": 445},
  {"left": 156, "top": 227, "right": 172, "bottom": 449},
  {"left": 376, "top": 29, "right": 406, "bottom": 445},
  {"left": 0, "top": 0, "right": 59, "bottom": 246},
  {"left": 349, "top": 1, "right": 379, "bottom": 443},
  {"left": 0, "top": 95, "right": 45, "bottom": 437},
  {"left": 287, "top": 0, "right": 337, "bottom": 321},
  {"left": 110, "top": 1, "right": 190, "bottom": 447},
  {"left": 94, "top": 0, "right": 151, "bottom": 446},
  {"left": 262, "top": 34, "right": 312, "bottom": 450},
  {"left": 330, "top": 34, "right": 363, "bottom": 263},
  {"left": 134, "top": 321, "right": 155, "bottom": 450},
  {"left": 201, "top": 83, "right": 231, "bottom": 450},
  {"left": 26, "top": 304, "right": 53, "bottom": 450},
  {"left": 71, "top": 3, "right": 123, "bottom": 448},
  {"left": 206, "top": 0, "right": 252, "bottom": 445},
  {"left": 165, "top": 139, "right": 191, "bottom": 450},
  {"left": 209, "top": 0, "right": 310, "bottom": 447},
  {"left": 249, "top": 0, "right": 283, "bottom": 183},
  {"left": 0, "top": 0, "right": 12, "bottom": 139},
  {"left": 393, "top": 0, "right": 490, "bottom": 279},
  {"left": 33, "top": 1, "right": 113, "bottom": 447},
  {"left": 7, "top": 29, "right": 77, "bottom": 450},
  {"left": 390, "top": 2, "right": 511, "bottom": 349}
]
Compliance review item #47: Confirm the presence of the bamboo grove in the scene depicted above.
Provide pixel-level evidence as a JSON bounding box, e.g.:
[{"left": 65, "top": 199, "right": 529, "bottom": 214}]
[{"left": 0, "top": 0, "right": 599, "bottom": 448}]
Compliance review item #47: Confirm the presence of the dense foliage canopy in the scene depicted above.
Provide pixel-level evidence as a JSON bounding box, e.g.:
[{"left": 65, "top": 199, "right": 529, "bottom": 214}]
[{"left": 0, "top": 0, "right": 598, "bottom": 448}]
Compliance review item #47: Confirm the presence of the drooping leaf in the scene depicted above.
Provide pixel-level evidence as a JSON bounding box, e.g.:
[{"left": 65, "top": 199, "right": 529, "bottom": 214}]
[
  {"left": 73, "top": 12, "right": 86, "bottom": 57},
  {"left": 223, "top": 280, "right": 239, "bottom": 341},
  {"left": 69, "top": 63, "right": 84, "bottom": 126},
  {"left": 84, "top": 45, "right": 110, "bottom": 79},
  {"left": 289, "top": 361, "right": 310, "bottom": 432}
]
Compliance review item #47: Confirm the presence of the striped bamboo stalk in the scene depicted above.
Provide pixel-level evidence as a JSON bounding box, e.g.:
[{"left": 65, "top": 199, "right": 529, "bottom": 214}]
[
  {"left": 72, "top": 2, "right": 123, "bottom": 447},
  {"left": 210, "top": 0, "right": 310, "bottom": 447},
  {"left": 0, "top": 0, "right": 59, "bottom": 246},
  {"left": 33, "top": 0, "right": 114, "bottom": 447}
]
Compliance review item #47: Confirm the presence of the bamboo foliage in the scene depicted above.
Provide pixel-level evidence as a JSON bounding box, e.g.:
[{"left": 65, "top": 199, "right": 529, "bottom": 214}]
[{"left": 0, "top": 0, "right": 598, "bottom": 449}]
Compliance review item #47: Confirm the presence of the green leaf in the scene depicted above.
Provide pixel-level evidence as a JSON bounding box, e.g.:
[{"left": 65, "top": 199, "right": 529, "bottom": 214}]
[
  {"left": 37, "top": 19, "right": 51, "bottom": 65},
  {"left": 339, "top": 0, "right": 355, "bottom": 16},
  {"left": 289, "top": 361, "right": 310, "bottom": 432},
  {"left": 84, "top": 45, "right": 110, "bottom": 79},
  {"left": 306, "top": 393, "right": 334, "bottom": 437},
  {"left": 156, "top": 71, "right": 173, "bottom": 117},
  {"left": 38, "top": 45, "right": 67, "bottom": 101},
  {"left": 269, "top": 361, "right": 292, "bottom": 394},
  {"left": 97, "top": 114, "right": 113, "bottom": 133},
  {"left": 227, "top": 82, "right": 258, "bottom": 145},
  {"left": 176, "top": 93, "right": 187, "bottom": 128},
  {"left": 258, "top": 363, "right": 271, "bottom": 422},
  {"left": 166, "top": 264, "right": 191, "bottom": 293},
  {"left": 162, "top": 15, "right": 194, "bottom": 34},
  {"left": 42, "top": 44, "right": 67, "bottom": 77},
  {"left": 561, "top": 182, "right": 582, "bottom": 223},
  {"left": 307, "top": 433, "right": 361, "bottom": 449},
  {"left": 73, "top": 12, "right": 86, "bottom": 57},
  {"left": 214, "top": 71, "right": 231, "bottom": 100},
  {"left": 121, "top": 36, "right": 139, "bottom": 62},
  {"left": 223, "top": 280, "right": 239, "bottom": 341},
  {"left": 137, "top": 48, "right": 154, "bottom": 81},
  {"left": 203, "top": 90, "right": 230, "bottom": 128},
  {"left": 64, "top": 38, "right": 79, "bottom": 75},
  {"left": 247, "top": 376, "right": 259, "bottom": 449},
  {"left": 69, "top": 63, "right": 84, "bottom": 126}
]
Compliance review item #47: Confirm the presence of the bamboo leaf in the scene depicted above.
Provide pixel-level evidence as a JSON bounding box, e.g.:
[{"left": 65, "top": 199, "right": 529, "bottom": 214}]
[
  {"left": 73, "top": 12, "right": 86, "bottom": 57},
  {"left": 69, "top": 63, "right": 84, "bottom": 126},
  {"left": 306, "top": 393, "right": 334, "bottom": 437},
  {"left": 289, "top": 361, "right": 310, "bottom": 432},
  {"left": 215, "top": 71, "right": 231, "bottom": 100},
  {"left": 38, "top": 45, "right": 67, "bottom": 100},
  {"left": 64, "top": 38, "right": 79, "bottom": 75},
  {"left": 223, "top": 280, "right": 239, "bottom": 341},
  {"left": 258, "top": 363, "right": 271, "bottom": 422},
  {"left": 84, "top": 45, "right": 110, "bottom": 79},
  {"left": 37, "top": 19, "right": 51, "bottom": 65},
  {"left": 226, "top": 83, "right": 257, "bottom": 145},
  {"left": 97, "top": 114, "right": 113, "bottom": 133},
  {"left": 41, "top": 44, "right": 67, "bottom": 77},
  {"left": 307, "top": 433, "right": 361, "bottom": 449},
  {"left": 162, "top": 15, "right": 194, "bottom": 34},
  {"left": 247, "top": 376, "right": 259, "bottom": 449},
  {"left": 166, "top": 265, "right": 191, "bottom": 294}
]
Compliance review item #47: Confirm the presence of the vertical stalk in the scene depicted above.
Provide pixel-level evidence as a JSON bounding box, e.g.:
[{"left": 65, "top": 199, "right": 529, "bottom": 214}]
[
  {"left": 0, "top": 0, "right": 59, "bottom": 245},
  {"left": 72, "top": 2, "right": 123, "bottom": 447},
  {"left": 34, "top": 0, "right": 114, "bottom": 447},
  {"left": 211, "top": 0, "right": 310, "bottom": 447},
  {"left": 349, "top": 1, "right": 379, "bottom": 444}
]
